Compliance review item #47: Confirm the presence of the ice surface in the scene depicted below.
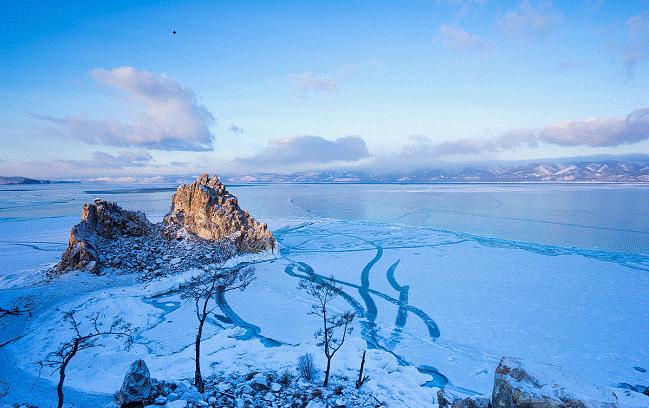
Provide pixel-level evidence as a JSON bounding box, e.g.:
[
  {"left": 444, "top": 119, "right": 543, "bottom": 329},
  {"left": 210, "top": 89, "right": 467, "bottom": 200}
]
[{"left": 1, "top": 183, "right": 648, "bottom": 407}]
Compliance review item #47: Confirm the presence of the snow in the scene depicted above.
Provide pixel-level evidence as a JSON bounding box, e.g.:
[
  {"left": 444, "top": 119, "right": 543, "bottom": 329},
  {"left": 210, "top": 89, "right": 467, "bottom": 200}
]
[{"left": 1, "top": 184, "right": 648, "bottom": 407}]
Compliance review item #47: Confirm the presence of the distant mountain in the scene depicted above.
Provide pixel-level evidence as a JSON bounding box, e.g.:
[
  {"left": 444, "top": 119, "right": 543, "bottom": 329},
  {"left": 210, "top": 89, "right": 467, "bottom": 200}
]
[
  {"left": 223, "top": 160, "right": 649, "bottom": 183},
  {"left": 0, "top": 176, "right": 51, "bottom": 185},
  {"left": 0, "top": 176, "right": 79, "bottom": 185}
]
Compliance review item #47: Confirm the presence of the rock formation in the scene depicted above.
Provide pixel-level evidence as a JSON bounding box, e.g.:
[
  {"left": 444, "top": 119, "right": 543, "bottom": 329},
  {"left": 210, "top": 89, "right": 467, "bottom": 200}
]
[
  {"left": 56, "top": 199, "right": 151, "bottom": 274},
  {"left": 54, "top": 174, "right": 274, "bottom": 276},
  {"left": 162, "top": 174, "right": 275, "bottom": 252},
  {"left": 119, "top": 359, "right": 152, "bottom": 408},
  {"left": 492, "top": 357, "right": 619, "bottom": 408}
]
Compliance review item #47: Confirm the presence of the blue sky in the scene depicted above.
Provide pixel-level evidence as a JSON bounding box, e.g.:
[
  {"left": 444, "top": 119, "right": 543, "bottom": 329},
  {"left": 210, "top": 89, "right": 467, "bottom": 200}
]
[{"left": 1, "top": 0, "right": 648, "bottom": 178}]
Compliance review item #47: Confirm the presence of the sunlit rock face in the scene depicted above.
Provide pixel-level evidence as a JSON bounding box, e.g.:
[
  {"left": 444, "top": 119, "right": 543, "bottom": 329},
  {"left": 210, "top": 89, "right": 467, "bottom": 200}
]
[
  {"left": 56, "top": 199, "right": 152, "bottom": 274},
  {"left": 163, "top": 173, "right": 275, "bottom": 252}
]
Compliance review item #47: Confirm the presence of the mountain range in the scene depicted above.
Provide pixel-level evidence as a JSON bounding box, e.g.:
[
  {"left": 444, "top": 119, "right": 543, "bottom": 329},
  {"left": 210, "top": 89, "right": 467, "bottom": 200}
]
[{"left": 223, "top": 159, "right": 649, "bottom": 183}]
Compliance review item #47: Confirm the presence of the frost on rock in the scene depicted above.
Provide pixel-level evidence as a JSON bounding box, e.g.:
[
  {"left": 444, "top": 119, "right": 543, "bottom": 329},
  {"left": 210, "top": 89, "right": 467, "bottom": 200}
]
[
  {"left": 53, "top": 174, "right": 274, "bottom": 276},
  {"left": 162, "top": 173, "right": 275, "bottom": 252}
]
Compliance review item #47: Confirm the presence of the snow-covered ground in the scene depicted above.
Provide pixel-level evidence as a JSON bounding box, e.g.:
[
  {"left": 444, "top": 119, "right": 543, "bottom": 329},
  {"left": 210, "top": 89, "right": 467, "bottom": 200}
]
[{"left": 1, "top": 183, "right": 648, "bottom": 407}]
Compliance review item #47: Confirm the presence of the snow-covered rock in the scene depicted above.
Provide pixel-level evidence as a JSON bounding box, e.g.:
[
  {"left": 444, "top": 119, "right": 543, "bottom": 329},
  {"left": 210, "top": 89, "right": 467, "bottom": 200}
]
[
  {"left": 165, "top": 400, "right": 187, "bottom": 408},
  {"left": 492, "top": 357, "right": 620, "bottom": 408},
  {"left": 118, "top": 359, "right": 152, "bottom": 407}
]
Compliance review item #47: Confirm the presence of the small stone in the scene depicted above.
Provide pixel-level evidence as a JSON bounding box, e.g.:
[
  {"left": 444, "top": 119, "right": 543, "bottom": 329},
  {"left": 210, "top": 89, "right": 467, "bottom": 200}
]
[
  {"left": 154, "top": 395, "right": 167, "bottom": 405},
  {"left": 335, "top": 398, "right": 346, "bottom": 407},
  {"left": 270, "top": 383, "right": 281, "bottom": 392},
  {"left": 165, "top": 400, "right": 187, "bottom": 408}
]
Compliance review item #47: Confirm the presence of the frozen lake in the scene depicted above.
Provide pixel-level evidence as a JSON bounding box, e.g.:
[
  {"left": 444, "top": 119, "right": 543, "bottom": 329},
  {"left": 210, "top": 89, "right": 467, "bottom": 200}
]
[{"left": 0, "top": 182, "right": 648, "bottom": 406}]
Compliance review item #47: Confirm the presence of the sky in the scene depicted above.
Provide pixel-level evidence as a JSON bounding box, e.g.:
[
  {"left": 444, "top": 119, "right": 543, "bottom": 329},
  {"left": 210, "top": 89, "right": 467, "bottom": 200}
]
[{"left": 1, "top": 0, "right": 648, "bottom": 178}]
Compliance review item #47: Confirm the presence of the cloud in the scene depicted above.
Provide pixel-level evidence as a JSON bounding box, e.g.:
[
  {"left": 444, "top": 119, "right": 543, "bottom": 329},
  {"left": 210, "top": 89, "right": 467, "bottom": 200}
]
[
  {"left": 400, "top": 130, "right": 537, "bottom": 158},
  {"left": 229, "top": 124, "right": 244, "bottom": 135},
  {"left": 61, "top": 151, "right": 153, "bottom": 169},
  {"left": 538, "top": 108, "right": 649, "bottom": 147},
  {"left": 287, "top": 72, "right": 338, "bottom": 93},
  {"left": 623, "top": 15, "right": 649, "bottom": 75},
  {"left": 434, "top": 24, "right": 494, "bottom": 52},
  {"left": 236, "top": 135, "right": 370, "bottom": 166},
  {"left": 35, "top": 67, "right": 215, "bottom": 151},
  {"left": 500, "top": 1, "right": 564, "bottom": 39},
  {"left": 391, "top": 107, "right": 648, "bottom": 163},
  {"left": 626, "top": 14, "right": 649, "bottom": 39}
]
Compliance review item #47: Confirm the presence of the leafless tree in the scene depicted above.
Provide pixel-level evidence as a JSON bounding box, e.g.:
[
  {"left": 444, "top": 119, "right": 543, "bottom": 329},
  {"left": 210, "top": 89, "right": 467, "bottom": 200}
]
[
  {"left": 355, "top": 350, "right": 369, "bottom": 389},
  {"left": 298, "top": 275, "right": 355, "bottom": 387},
  {"left": 38, "top": 310, "right": 133, "bottom": 408},
  {"left": 180, "top": 264, "right": 255, "bottom": 393}
]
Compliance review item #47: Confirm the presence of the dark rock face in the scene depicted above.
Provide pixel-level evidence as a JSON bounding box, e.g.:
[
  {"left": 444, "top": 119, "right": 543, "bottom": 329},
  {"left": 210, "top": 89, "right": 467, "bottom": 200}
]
[
  {"left": 492, "top": 357, "right": 619, "bottom": 408},
  {"left": 162, "top": 174, "right": 275, "bottom": 252},
  {"left": 119, "top": 360, "right": 152, "bottom": 408},
  {"left": 56, "top": 199, "right": 151, "bottom": 274}
]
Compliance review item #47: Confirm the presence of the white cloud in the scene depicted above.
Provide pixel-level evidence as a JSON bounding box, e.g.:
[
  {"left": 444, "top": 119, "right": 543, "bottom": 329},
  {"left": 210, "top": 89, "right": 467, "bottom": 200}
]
[
  {"left": 538, "top": 108, "right": 649, "bottom": 147},
  {"left": 500, "top": 1, "right": 564, "bottom": 38},
  {"left": 287, "top": 72, "right": 338, "bottom": 93},
  {"left": 434, "top": 24, "right": 493, "bottom": 52},
  {"left": 35, "top": 67, "right": 215, "bottom": 151},
  {"left": 236, "top": 135, "right": 370, "bottom": 166},
  {"left": 623, "top": 14, "right": 649, "bottom": 75},
  {"left": 61, "top": 151, "right": 153, "bottom": 169},
  {"left": 390, "top": 107, "right": 649, "bottom": 162}
]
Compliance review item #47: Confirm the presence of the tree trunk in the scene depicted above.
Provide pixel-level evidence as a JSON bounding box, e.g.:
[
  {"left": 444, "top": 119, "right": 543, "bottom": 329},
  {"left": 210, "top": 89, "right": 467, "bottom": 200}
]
[
  {"left": 356, "top": 350, "right": 367, "bottom": 389},
  {"left": 57, "top": 367, "right": 65, "bottom": 408},
  {"left": 323, "top": 357, "right": 332, "bottom": 387},
  {"left": 57, "top": 341, "right": 78, "bottom": 408},
  {"left": 195, "top": 318, "right": 205, "bottom": 393}
]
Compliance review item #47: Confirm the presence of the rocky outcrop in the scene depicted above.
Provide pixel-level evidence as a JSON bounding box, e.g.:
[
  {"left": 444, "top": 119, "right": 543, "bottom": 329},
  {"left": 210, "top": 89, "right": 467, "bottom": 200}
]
[
  {"left": 492, "top": 357, "right": 619, "bottom": 408},
  {"left": 54, "top": 174, "right": 274, "bottom": 276},
  {"left": 56, "top": 199, "right": 151, "bottom": 274},
  {"left": 162, "top": 174, "right": 275, "bottom": 252},
  {"left": 119, "top": 360, "right": 152, "bottom": 408}
]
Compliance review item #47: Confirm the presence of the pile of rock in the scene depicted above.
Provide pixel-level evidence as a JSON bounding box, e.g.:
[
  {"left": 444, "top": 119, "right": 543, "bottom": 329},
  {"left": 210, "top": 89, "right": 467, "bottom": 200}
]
[
  {"left": 117, "top": 360, "right": 385, "bottom": 408},
  {"left": 54, "top": 174, "right": 274, "bottom": 277}
]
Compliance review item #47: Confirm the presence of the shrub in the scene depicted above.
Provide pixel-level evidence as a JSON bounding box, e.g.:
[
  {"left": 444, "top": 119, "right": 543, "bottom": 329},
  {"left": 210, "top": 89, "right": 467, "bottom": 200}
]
[
  {"left": 279, "top": 370, "right": 294, "bottom": 387},
  {"left": 297, "top": 353, "right": 317, "bottom": 382}
]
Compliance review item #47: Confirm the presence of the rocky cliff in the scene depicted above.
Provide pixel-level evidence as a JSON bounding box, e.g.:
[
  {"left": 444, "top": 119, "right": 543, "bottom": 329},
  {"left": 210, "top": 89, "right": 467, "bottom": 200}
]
[
  {"left": 56, "top": 199, "right": 152, "bottom": 274},
  {"left": 162, "top": 174, "right": 275, "bottom": 252},
  {"left": 55, "top": 174, "right": 274, "bottom": 275}
]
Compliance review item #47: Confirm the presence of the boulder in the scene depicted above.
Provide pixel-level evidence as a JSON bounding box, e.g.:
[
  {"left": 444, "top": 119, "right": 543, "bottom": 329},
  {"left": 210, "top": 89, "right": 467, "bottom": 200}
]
[
  {"left": 119, "top": 360, "right": 152, "bottom": 408},
  {"left": 492, "top": 357, "right": 619, "bottom": 408},
  {"left": 452, "top": 396, "right": 491, "bottom": 408},
  {"left": 162, "top": 174, "right": 275, "bottom": 252},
  {"left": 438, "top": 389, "right": 459, "bottom": 408},
  {"left": 56, "top": 199, "right": 151, "bottom": 274}
]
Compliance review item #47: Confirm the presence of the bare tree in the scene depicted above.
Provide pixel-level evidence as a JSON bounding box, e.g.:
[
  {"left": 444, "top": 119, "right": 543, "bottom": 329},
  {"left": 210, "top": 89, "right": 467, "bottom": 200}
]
[
  {"left": 355, "top": 350, "right": 369, "bottom": 389},
  {"left": 38, "top": 310, "right": 133, "bottom": 408},
  {"left": 180, "top": 264, "right": 255, "bottom": 393},
  {"left": 298, "top": 276, "right": 355, "bottom": 387}
]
